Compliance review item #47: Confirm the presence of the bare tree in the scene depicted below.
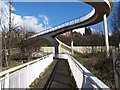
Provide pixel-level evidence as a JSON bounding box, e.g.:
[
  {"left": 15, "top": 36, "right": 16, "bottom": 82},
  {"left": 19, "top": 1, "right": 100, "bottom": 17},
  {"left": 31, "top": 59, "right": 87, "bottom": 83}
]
[
  {"left": 0, "top": 1, "right": 9, "bottom": 67},
  {"left": 110, "top": 2, "right": 120, "bottom": 47},
  {"left": 0, "top": 0, "right": 22, "bottom": 67}
]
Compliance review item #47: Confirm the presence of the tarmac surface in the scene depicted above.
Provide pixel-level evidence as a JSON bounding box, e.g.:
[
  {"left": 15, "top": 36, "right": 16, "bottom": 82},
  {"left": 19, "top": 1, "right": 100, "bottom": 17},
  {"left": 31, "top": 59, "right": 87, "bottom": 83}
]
[{"left": 31, "top": 58, "right": 77, "bottom": 89}]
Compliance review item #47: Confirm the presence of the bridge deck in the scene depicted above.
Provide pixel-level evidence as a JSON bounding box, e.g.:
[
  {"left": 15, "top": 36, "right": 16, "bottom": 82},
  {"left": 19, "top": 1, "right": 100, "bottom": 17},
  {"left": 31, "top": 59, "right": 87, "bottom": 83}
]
[{"left": 31, "top": 58, "right": 77, "bottom": 89}]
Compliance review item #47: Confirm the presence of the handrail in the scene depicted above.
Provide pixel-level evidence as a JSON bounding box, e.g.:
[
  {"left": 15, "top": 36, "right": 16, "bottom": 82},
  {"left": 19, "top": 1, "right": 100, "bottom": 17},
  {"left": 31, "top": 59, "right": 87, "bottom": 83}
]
[
  {"left": 0, "top": 54, "right": 53, "bottom": 89},
  {"left": 58, "top": 54, "right": 110, "bottom": 89},
  {"left": 29, "top": 0, "right": 112, "bottom": 39},
  {"left": 67, "top": 54, "right": 110, "bottom": 89},
  {"left": 0, "top": 54, "right": 49, "bottom": 77},
  {"left": 29, "top": 9, "right": 95, "bottom": 38}
]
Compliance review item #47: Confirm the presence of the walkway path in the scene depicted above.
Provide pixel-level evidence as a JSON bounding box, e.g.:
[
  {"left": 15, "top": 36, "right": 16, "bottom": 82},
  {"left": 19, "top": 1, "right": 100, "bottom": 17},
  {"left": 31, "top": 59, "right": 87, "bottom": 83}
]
[{"left": 31, "top": 58, "right": 77, "bottom": 89}]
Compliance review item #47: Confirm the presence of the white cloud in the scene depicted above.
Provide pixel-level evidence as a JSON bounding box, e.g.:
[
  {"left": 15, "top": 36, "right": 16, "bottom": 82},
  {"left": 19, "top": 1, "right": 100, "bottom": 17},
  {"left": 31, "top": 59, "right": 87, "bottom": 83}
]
[
  {"left": 0, "top": 1, "right": 50, "bottom": 33},
  {"left": 109, "top": 32, "right": 112, "bottom": 36},
  {"left": 23, "top": 16, "right": 38, "bottom": 25},
  {"left": 22, "top": 16, "right": 50, "bottom": 32},
  {"left": 39, "top": 15, "right": 49, "bottom": 25},
  {"left": 73, "top": 27, "right": 103, "bottom": 35},
  {"left": 73, "top": 28, "right": 85, "bottom": 35},
  {"left": 0, "top": 1, "right": 9, "bottom": 31},
  {"left": 90, "top": 28, "right": 96, "bottom": 33},
  {"left": 11, "top": 13, "right": 23, "bottom": 26}
]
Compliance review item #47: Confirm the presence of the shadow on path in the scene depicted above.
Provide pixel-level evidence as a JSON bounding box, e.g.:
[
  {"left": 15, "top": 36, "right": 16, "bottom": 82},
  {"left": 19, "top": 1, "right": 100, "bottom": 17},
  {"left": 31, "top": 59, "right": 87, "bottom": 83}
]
[{"left": 30, "top": 58, "right": 77, "bottom": 89}]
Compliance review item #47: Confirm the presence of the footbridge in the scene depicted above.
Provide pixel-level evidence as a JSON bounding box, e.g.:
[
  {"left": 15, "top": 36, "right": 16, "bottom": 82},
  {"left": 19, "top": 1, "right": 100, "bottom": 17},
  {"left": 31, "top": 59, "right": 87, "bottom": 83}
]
[
  {"left": 0, "top": 54, "right": 111, "bottom": 89},
  {"left": 29, "top": 0, "right": 112, "bottom": 57},
  {"left": 0, "top": 0, "right": 113, "bottom": 89}
]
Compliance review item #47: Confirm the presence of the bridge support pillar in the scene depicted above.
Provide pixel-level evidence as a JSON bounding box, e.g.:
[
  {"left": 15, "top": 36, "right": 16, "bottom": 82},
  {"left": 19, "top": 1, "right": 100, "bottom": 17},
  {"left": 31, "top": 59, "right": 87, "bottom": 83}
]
[
  {"left": 71, "top": 30, "right": 74, "bottom": 55},
  {"left": 103, "top": 14, "right": 110, "bottom": 57},
  {"left": 54, "top": 42, "right": 59, "bottom": 58},
  {"left": 41, "top": 35, "right": 59, "bottom": 58}
]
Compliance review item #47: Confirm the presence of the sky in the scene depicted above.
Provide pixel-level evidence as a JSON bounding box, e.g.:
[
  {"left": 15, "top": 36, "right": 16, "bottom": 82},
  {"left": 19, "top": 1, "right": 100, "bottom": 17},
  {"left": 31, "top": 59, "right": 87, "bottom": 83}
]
[
  {"left": 9, "top": 0, "right": 120, "bottom": 2},
  {"left": 0, "top": 1, "right": 119, "bottom": 34},
  {"left": 13, "top": 2, "right": 92, "bottom": 28}
]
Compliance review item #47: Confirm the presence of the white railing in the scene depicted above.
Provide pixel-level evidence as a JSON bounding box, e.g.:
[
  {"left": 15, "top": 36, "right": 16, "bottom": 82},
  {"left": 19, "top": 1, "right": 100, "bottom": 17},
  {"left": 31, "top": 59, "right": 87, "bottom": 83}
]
[
  {"left": 59, "top": 54, "right": 110, "bottom": 90},
  {"left": 29, "top": 9, "right": 95, "bottom": 39},
  {"left": 0, "top": 54, "right": 53, "bottom": 89},
  {"left": 41, "top": 9, "right": 95, "bottom": 35}
]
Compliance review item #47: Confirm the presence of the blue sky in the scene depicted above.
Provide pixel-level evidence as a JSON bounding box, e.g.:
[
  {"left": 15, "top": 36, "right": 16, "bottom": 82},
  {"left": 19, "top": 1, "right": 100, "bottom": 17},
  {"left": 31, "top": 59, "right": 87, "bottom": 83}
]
[
  {"left": 11, "top": 1, "right": 118, "bottom": 33},
  {"left": 13, "top": 2, "right": 92, "bottom": 27}
]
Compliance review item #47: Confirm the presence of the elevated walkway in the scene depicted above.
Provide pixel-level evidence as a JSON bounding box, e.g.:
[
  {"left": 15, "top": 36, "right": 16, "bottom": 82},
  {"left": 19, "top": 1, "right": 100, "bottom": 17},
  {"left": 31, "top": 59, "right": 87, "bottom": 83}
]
[{"left": 28, "top": 0, "right": 112, "bottom": 57}]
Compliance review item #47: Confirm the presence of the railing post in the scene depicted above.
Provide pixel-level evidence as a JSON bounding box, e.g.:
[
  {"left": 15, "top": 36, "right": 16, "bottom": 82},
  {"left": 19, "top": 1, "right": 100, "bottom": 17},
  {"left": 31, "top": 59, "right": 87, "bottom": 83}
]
[
  {"left": 37, "top": 60, "right": 40, "bottom": 78},
  {"left": 18, "top": 72, "right": 21, "bottom": 88},
  {"left": 5, "top": 73, "right": 9, "bottom": 88},
  {"left": 27, "top": 64, "right": 30, "bottom": 88},
  {"left": 0, "top": 81, "right": 1, "bottom": 90},
  {"left": 71, "top": 30, "right": 74, "bottom": 55}
]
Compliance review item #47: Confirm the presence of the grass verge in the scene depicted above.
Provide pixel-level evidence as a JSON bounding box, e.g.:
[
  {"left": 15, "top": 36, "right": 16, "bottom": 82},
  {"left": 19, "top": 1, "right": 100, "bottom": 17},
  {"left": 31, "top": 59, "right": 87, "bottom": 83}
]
[{"left": 73, "top": 53, "right": 115, "bottom": 89}]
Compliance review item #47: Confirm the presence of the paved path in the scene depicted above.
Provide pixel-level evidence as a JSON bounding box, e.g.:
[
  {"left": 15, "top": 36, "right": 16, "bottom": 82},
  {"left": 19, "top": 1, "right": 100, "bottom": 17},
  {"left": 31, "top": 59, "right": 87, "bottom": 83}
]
[{"left": 31, "top": 58, "right": 77, "bottom": 89}]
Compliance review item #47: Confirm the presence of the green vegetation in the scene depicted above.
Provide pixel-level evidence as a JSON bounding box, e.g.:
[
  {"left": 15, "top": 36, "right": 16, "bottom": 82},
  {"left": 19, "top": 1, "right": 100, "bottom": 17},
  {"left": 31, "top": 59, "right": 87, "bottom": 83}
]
[
  {"left": 73, "top": 56, "right": 105, "bottom": 78},
  {"left": 73, "top": 53, "right": 115, "bottom": 89},
  {"left": 57, "top": 32, "right": 106, "bottom": 46},
  {"left": 1, "top": 60, "right": 23, "bottom": 71}
]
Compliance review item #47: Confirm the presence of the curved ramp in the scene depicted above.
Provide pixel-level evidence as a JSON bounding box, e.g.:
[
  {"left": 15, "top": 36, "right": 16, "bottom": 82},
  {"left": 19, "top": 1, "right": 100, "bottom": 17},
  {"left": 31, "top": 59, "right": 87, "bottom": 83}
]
[
  {"left": 56, "top": 38, "right": 75, "bottom": 54},
  {"left": 28, "top": 0, "right": 112, "bottom": 57},
  {"left": 56, "top": 38, "right": 82, "bottom": 54},
  {"left": 29, "top": 0, "right": 112, "bottom": 38}
]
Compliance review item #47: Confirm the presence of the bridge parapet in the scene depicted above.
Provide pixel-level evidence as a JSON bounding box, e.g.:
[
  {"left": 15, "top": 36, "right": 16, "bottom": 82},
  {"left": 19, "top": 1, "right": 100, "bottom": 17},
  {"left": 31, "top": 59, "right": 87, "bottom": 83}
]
[
  {"left": 30, "top": 0, "right": 112, "bottom": 39},
  {"left": 30, "top": 9, "right": 95, "bottom": 38},
  {"left": 0, "top": 54, "right": 53, "bottom": 89}
]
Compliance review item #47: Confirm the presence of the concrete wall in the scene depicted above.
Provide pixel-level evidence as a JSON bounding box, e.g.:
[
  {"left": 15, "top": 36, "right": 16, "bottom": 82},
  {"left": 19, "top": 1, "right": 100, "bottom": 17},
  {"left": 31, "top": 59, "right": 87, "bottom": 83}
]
[
  {"left": 41, "top": 46, "right": 115, "bottom": 54},
  {"left": 41, "top": 47, "right": 54, "bottom": 53}
]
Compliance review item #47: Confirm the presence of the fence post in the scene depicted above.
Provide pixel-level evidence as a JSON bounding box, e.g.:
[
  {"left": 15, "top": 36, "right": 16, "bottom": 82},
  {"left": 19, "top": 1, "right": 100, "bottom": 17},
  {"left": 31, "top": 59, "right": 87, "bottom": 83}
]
[
  {"left": 27, "top": 64, "right": 30, "bottom": 88},
  {"left": 37, "top": 60, "right": 40, "bottom": 78},
  {"left": 5, "top": 73, "right": 9, "bottom": 88},
  {"left": 112, "top": 48, "right": 120, "bottom": 90},
  {"left": 0, "top": 81, "right": 1, "bottom": 90}
]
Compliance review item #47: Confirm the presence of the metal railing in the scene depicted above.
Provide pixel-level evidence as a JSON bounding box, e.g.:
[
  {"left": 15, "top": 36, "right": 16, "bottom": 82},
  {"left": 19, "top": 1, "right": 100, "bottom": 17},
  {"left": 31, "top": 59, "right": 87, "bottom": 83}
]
[
  {"left": 59, "top": 54, "right": 110, "bottom": 90},
  {"left": 30, "top": 9, "right": 95, "bottom": 38},
  {"left": 0, "top": 54, "right": 53, "bottom": 89}
]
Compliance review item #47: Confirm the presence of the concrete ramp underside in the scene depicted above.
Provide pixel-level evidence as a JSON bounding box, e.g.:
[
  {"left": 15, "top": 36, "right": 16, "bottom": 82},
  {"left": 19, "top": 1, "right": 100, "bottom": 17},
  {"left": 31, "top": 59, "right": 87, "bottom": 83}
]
[{"left": 28, "top": 0, "right": 112, "bottom": 57}]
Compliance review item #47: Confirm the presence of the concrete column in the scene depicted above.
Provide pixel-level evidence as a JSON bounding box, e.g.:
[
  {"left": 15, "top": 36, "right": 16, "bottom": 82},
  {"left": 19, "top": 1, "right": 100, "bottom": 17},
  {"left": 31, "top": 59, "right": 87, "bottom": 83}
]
[
  {"left": 71, "top": 30, "right": 74, "bottom": 54},
  {"left": 103, "top": 14, "right": 110, "bottom": 57},
  {"left": 59, "top": 43, "right": 62, "bottom": 54},
  {"left": 41, "top": 35, "right": 59, "bottom": 58},
  {"left": 54, "top": 42, "right": 59, "bottom": 58}
]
